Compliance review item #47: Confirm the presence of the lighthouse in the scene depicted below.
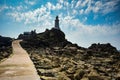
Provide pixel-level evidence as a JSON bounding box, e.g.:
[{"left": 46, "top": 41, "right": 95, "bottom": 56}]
[{"left": 54, "top": 16, "right": 60, "bottom": 30}]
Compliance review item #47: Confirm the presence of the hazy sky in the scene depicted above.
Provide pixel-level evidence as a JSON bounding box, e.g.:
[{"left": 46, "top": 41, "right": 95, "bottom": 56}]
[{"left": 0, "top": 0, "right": 120, "bottom": 49}]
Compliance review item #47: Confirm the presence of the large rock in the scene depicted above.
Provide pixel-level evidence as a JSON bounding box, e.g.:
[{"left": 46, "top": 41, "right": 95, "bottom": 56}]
[
  {"left": 74, "top": 69, "right": 85, "bottom": 80},
  {"left": 0, "top": 35, "right": 12, "bottom": 47},
  {"left": 20, "top": 28, "right": 75, "bottom": 48},
  {"left": 88, "top": 43, "right": 118, "bottom": 53},
  {"left": 0, "top": 35, "right": 12, "bottom": 61},
  {"left": 88, "top": 70, "right": 104, "bottom": 80},
  {"left": 37, "top": 28, "right": 67, "bottom": 47}
]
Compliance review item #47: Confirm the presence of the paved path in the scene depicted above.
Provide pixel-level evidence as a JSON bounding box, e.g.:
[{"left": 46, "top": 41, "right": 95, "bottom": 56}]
[{"left": 0, "top": 40, "right": 40, "bottom": 80}]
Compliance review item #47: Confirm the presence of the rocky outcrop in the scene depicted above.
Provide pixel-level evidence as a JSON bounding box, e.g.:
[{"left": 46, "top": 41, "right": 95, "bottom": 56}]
[
  {"left": 0, "top": 36, "right": 12, "bottom": 47},
  {"left": 0, "top": 35, "right": 12, "bottom": 61},
  {"left": 18, "top": 30, "right": 37, "bottom": 40},
  {"left": 88, "top": 43, "right": 118, "bottom": 53},
  {"left": 21, "top": 43, "right": 119, "bottom": 80},
  {"left": 19, "top": 28, "right": 120, "bottom": 80},
  {"left": 37, "top": 28, "right": 67, "bottom": 47},
  {"left": 80, "top": 43, "right": 120, "bottom": 80},
  {"left": 20, "top": 28, "right": 79, "bottom": 49}
]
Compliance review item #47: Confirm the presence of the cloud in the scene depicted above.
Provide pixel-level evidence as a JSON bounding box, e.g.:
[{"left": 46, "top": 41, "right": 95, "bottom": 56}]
[
  {"left": 0, "top": 5, "right": 8, "bottom": 12},
  {"left": 72, "top": 9, "right": 77, "bottom": 15},
  {"left": 93, "top": 15, "right": 98, "bottom": 20},
  {"left": 7, "top": 5, "right": 52, "bottom": 25},
  {"left": 59, "top": 0, "right": 64, "bottom": 4},
  {"left": 65, "top": 15, "right": 119, "bottom": 34},
  {"left": 93, "top": 1, "right": 102, "bottom": 13},
  {"left": 84, "top": 0, "right": 92, "bottom": 14},
  {"left": 46, "top": 2, "right": 62, "bottom": 11},
  {"left": 0, "top": 5, "right": 28, "bottom": 14},
  {"left": 25, "top": 0, "right": 36, "bottom": 5},
  {"left": 59, "top": 15, "right": 120, "bottom": 49},
  {"left": 79, "top": 9, "right": 84, "bottom": 14},
  {"left": 81, "top": 0, "right": 89, "bottom": 7},
  {"left": 75, "top": 0, "right": 89, "bottom": 8},
  {"left": 5, "top": 0, "right": 120, "bottom": 35},
  {"left": 83, "top": 17, "right": 87, "bottom": 23},
  {"left": 75, "top": 0, "right": 82, "bottom": 8},
  {"left": 2, "top": 0, "right": 120, "bottom": 49},
  {"left": 56, "top": 3, "right": 63, "bottom": 10},
  {"left": 71, "top": 0, "right": 75, "bottom": 9},
  {"left": 6, "top": 0, "right": 119, "bottom": 24},
  {"left": 7, "top": 1, "right": 64, "bottom": 26},
  {"left": 46, "top": 2, "right": 53, "bottom": 11},
  {"left": 9, "top": 5, "right": 27, "bottom": 11},
  {"left": 101, "top": 0, "right": 119, "bottom": 14},
  {"left": 92, "top": 0, "right": 119, "bottom": 14},
  {"left": 74, "top": 0, "right": 119, "bottom": 15}
]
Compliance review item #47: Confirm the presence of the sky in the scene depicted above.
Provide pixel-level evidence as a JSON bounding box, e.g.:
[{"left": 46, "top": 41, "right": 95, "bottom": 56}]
[{"left": 0, "top": 0, "right": 120, "bottom": 50}]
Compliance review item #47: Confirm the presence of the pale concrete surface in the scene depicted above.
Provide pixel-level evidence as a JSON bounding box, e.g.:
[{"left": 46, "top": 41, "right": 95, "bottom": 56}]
[{"left": 0, "top": 40, "right": 40, "bottom": 80}]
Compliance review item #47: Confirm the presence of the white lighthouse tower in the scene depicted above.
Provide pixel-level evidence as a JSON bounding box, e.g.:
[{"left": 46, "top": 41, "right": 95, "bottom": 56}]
[{"left": 54, "top": 16, "right": 60, "bottom": 30}]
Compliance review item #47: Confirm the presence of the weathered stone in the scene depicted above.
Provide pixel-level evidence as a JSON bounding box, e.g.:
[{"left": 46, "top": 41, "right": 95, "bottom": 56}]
[
  {"left": 88, "top": 70, "right": 104, "bottom": 80},
  {"left": 74, "top": 69, "right": 85, "bottom": 80}
]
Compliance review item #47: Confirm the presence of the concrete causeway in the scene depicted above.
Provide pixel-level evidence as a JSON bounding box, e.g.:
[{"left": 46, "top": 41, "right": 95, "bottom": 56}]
[{"left": 0, "top": 40, "right": 40, "bottom": 80}]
